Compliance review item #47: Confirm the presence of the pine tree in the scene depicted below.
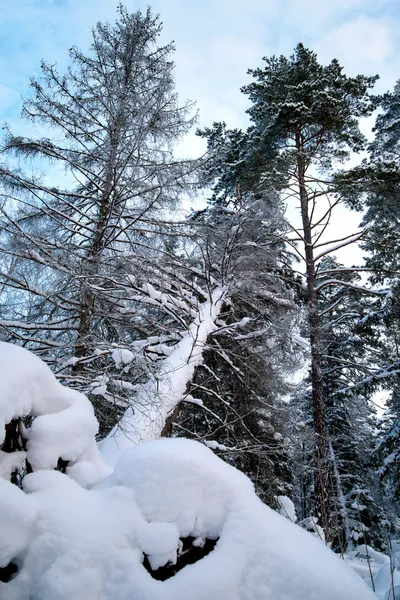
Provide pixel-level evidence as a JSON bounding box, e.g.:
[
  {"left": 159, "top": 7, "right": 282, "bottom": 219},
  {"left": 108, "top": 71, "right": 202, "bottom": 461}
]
[
  {"left": 199, "top": 44, "right": 378, "bottom": 539},
  {"left": 357, "top": 79, "right": 400, "bottom": 276}
]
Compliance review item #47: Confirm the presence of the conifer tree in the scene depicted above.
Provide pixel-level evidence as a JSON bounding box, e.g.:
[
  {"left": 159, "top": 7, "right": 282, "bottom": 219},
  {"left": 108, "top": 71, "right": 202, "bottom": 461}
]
[
  {"left": 339, "top": 80, "right": 400, "bottom": 507},
  {"left": 377, "top": 381, "right": 400, "bottom": 506},
  {"left": 171, "top": 195, "right": 300, "bottom": 505},
  {"left": 316, "top": 258, "right": 386, "bottom": 550},
  {"left": 0, "top": 6, "right": 195, "bottom": 383},
  {"left": 199, "top": 44, "right": 378, "bottom": 539}
]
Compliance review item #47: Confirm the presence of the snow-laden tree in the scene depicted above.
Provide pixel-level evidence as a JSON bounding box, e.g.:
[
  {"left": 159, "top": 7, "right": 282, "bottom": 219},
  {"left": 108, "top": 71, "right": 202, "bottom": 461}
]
[
  {"left": 377, "top": 381, "right": 400, "bottom": 509},
  {"left": 0, "top": 5, "right": 196, "bottom": 383},
  {"left": 199, "top": 44, "right": 379, "bottom": 540},
  {"left": 0, "top": 5, "right": 301, "bottom": 502},
  {"left": 362, "top": 82, "right": 400, "bottom": 511},
  {"left": 300, "top": 258, "right": 387, "bottom": 551},
  {"left": 335, "top": 79, "right": 400, "bottom": 510},
  {"left": 167, "top": 195, "right": 301, "bottom": 506}
]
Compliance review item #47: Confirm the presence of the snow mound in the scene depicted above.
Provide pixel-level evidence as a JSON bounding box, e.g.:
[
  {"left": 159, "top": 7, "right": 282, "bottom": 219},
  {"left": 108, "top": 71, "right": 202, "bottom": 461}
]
[
  {"left": 0, "top": 342, "right": 106, "bottom": 480},
  {"left": 346, "top": 544, "right": 400, "bottom": 599},
  {"left": 1, "top": 438, "right": 376, "bottom": 599},
  {"left": 277, "top": 495, "right": 297, "bottom": 523}
]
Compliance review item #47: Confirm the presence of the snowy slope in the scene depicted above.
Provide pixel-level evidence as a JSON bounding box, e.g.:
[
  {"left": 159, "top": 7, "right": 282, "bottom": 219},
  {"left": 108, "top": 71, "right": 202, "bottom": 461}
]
[
  {"left": 0, "top": 343, "right": 376, "bottom": 599},
  {"left": 1, "top": 439, "right": 376, "bottom": 599}
]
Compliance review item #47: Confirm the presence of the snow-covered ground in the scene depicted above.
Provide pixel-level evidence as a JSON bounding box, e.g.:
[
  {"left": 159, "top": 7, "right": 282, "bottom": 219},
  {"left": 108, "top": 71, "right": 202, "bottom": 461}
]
[
  {"left": 0, "top": 342, "right": 383, "bottom": 599},
  {"left": 346, "top": 544, "right": 400, "bottom": 600}
]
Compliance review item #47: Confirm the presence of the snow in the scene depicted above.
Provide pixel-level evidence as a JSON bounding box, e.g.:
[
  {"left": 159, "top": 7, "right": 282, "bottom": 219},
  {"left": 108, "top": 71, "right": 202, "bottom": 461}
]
[
  {"left": 0, "top": 477, "right": 37, "bottom": 568},
  {"left": 111, "top": 348, "right": 135, "bottom": 367},
  {"left": 183, "top": 394, "right": 204, "bottom": 407},
  {"left": 0, "top": 343, "right": 378, "bottom": 599},
  {"left": 0, "top": 449, "right": 26, "bottom": 479},
  {"left": 114, "top": 379, "right": 138, "bottom": 391},
  {"left": 100, "top": 287, "right": 226, "bottom": 466},
  {"left": 1, "top": 437, "right": 376, "bottom": 600},
  {"left": 203, "top": 439, "right": 229, "bottom": 451},
  {"left": 345, "top": 545, "right": 400, "bottom": 600},
  {"left": 277, "top": 495, "right": 297, "bottom": 523},
  {"left": 0, "top": 341, "right": 109, "bottom": 483},
  {"left": 314, "top": 230, "right": 366, "bottom": 262}
]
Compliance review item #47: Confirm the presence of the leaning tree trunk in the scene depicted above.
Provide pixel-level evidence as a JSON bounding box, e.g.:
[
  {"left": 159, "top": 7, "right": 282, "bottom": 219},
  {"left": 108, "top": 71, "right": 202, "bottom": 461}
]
[
  {"left": 296, "top": 129, "right": 330, "bottom": 541},
  {"left": 100, "top": 287, "right": 226, "bottom": 467}
]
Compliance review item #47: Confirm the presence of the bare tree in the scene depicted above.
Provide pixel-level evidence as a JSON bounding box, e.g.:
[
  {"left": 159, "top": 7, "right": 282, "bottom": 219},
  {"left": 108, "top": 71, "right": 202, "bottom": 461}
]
[{"left": 0, "top": 6, "right": 196, "bottom": 378}]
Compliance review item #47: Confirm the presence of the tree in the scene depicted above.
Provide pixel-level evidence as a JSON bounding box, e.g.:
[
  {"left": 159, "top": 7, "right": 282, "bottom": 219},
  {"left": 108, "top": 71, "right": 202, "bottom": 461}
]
[
  {"left": 0, "top": 5, "right": 195, "bottom": 385},
  {"left": 317, "top": 258, "right": 387, "bottom": 550},
  {"left": 166, "top": 195, "right": 301, "bottom": 506},
  {"left": 377, "top": 381, "right": 400, "bottom": 509},
  {"left": 200, "top": 44, "right": 378, "bottom": 539},
  {"left": 337, "top": 79, "right": 400, "bottom": 509},
  {"left": 0, "top": 6, "right": 303, "bottom": 499}
]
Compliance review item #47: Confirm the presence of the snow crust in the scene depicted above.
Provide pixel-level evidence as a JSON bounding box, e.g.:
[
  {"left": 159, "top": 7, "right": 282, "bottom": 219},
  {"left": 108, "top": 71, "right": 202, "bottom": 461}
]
[{"left": 1, "top": 437, "right": 375, "bottom": 600}]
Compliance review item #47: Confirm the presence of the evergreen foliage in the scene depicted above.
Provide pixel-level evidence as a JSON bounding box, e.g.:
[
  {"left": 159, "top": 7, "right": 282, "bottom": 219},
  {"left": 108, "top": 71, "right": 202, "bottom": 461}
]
[
  {"left": 199, "top": 43, "right": 379, "bottom": 541},
  {"left": 339, "top": 79, "right": 400, "bottom": 509}
]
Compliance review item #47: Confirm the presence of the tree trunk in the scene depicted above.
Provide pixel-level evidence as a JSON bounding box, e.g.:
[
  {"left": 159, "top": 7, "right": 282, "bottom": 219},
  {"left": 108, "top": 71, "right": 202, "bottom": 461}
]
[
  {"left": 329, "top": 441, "right": 352, "bottom": 552},
  {"left": 295, "top": 129, "right": 330, "bottom": 541},
  {"left": 74, "top": 128, "right": 119, "bottom": 370}
]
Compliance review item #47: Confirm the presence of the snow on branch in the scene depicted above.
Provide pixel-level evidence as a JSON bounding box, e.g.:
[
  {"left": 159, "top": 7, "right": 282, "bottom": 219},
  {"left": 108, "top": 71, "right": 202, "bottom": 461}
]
[
  {"left": 100, "top": 287, "right": 226, "bottom": 466},
  {"left": 336, "top": 361, "right": 400, "bottom": 396},
  {"left": 315, "top": 278, "right": 392, "bottom": 296},
  {"left": 314, "top": 230, "right": 366, "bottom": 262}
]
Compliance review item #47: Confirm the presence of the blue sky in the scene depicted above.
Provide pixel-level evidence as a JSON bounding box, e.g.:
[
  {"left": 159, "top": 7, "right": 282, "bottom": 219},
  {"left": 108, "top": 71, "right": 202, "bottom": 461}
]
[
  {"left": 0, "top": 0, "right": 399, "bottom": 262},
  {"left": 1, "top": 0, "right": 399, "bottom": 146}
]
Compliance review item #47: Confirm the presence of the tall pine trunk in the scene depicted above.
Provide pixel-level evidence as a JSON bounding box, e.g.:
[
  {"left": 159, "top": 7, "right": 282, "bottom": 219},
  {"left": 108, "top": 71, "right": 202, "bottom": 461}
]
[{"left": 296, "top": 129, "right": 330, "bottom": 541}]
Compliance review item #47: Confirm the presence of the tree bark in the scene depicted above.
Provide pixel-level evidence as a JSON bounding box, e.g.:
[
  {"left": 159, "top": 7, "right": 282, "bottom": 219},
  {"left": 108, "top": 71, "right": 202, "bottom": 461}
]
[
  {"left": 295, "top": 129, "right": 330, "bottom": 541},
  {"left": 74, "top": 127, "right": 119, "bottom": 370}
]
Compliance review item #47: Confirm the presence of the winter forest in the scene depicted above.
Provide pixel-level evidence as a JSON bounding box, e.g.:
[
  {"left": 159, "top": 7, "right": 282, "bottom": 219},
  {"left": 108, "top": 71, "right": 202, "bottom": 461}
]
[{"left": 1, "top": 3, "right": 400, "bottom": 599}]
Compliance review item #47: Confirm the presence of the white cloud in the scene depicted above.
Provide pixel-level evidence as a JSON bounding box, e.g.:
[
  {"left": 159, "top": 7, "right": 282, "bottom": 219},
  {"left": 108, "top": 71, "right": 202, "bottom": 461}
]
[{"left": 315, "top": 17, "right": 395, "bottom": 71}]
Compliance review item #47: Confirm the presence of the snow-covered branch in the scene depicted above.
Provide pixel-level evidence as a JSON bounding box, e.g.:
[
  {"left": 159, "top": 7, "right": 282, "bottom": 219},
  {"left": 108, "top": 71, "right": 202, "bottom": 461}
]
[{"left": 100, "top": 287, "right": 226, "bottom": 466}]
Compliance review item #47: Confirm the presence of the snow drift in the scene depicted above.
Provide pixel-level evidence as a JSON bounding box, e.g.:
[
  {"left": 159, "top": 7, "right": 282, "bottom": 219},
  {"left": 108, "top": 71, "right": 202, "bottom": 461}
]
[{"left": 0, "top": 342, "right": 376, "bottom": 599}]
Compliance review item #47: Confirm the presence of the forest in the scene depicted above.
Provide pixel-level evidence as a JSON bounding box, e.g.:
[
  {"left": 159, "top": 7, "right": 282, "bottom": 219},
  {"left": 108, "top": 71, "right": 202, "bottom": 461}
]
[{"left": 0, "top": 4, "right": 400, "bottom": 599}]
